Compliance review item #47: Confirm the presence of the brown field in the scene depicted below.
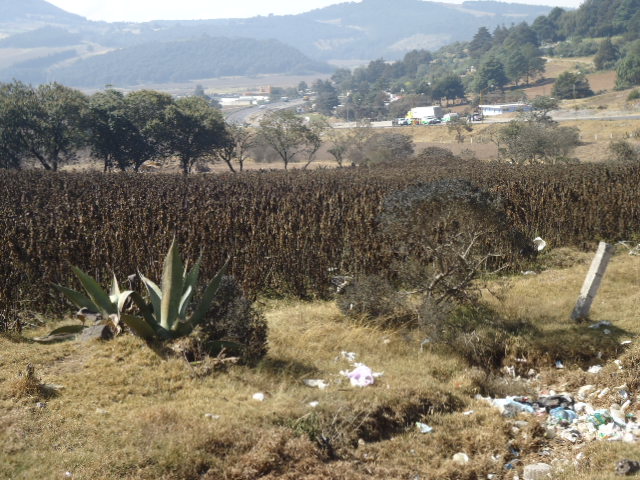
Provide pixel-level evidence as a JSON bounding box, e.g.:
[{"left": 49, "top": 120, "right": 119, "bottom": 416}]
[{"left": 521, "top": 56, "right": 617, "bottom": 100}]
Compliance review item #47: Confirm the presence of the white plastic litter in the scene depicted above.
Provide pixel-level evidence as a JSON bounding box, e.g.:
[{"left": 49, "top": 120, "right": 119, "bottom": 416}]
[
  {"left": 416, "top": 422, "right": 433, "bottom": 434},
  {"left": 252, "top": 392, "right": 266, "bottom": 402},
  {"left": 341, "top": 363, "right": 382, "bottom": 387},
  {"left": 555, "top": 360, "right": 565, "bottom": 369},
  {"left": 308, "top": 401, "right": 320, "bottom": 408},
  {"left": 303, "top": 379, "right": 329, "bottom": 390},
  {"left": 533, "top": 237, "right": 547, "bottom": 252},
  {"left": 588, "top": 365, "right": 603, "bottom": 374},
  {"left": 340, "top": 351, "right": 357, "bottom": 363},
  {"left": 204, "top": 413, "right": 220, "bottom": 419},
  {"left": 589, "top": 321, "right": 612, "bottom": 329},
  {"left": 577, "top": 385, "right": 596, "bottom": 400},
  {"left": 452, "top": 452, "right": 470, "bottom": 465}
]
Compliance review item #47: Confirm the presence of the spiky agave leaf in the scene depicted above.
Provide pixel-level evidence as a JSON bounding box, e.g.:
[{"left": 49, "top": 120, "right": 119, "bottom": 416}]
[
  {"left": 159, "top": 239, "right": 184, "bottom": 331},
  {"left": 71, "top": 267, "right": 117, "bottom": 316},
  {"left": 189, "top": 257, "right": 229, "bottom": 327},
  {"left": 52, "top": 284, "right": 97, "bottom": 312}
]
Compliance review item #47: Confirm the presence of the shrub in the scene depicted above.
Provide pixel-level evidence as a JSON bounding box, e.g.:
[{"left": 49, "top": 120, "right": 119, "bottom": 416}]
[
  {"left": 628, "top": 89, "right": 640, "bottom": 101},
  {"left": 197, "top": 275, "right": 268, "bottom": 363},
  {"left": 429, "top": 304, "right": 537, "bottom": 369},
  {"left": 379, "top": 179, "right": 534, "bottom": 305},
  {"left": 609, "top": 140, "right": 640, "bottom": 163},
  {"left": 336, "top": 275, "right": 415, "bottom": 328},
  {"left": 414, "top": 146, "right": 458, "bottom": 165}
]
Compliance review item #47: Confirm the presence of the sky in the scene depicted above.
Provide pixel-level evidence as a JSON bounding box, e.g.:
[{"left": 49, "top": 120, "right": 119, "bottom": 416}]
[{"left": 47, "top": 0, "right": 585, "bottom": 23}]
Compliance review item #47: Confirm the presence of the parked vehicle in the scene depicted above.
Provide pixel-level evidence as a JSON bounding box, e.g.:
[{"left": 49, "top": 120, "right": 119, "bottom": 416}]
[{"left": 422, "top": 116, "right": 441, "bottom": 125}]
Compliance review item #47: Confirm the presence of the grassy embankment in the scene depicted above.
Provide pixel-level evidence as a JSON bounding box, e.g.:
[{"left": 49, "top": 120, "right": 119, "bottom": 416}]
[{"left": 2, "top": 247, "right": 639, "bottom": 479}]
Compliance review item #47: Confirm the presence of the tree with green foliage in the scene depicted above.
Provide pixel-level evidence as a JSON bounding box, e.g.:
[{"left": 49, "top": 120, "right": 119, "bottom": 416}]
[
  {"left": 469, "top": 27, "right": 493, "bottom": 59},
  {"left": 504, "top": 22, "right": 539, "bottom": 49},
  {"left": 0, "top": 81, "right": 88, "bottom": 171},
  {"left": 88, "top": 89, "right": 137, "bottom": 172},
  {"left": 126, "top": 90, "right": 175, "bottom": 169},
  {"left": 532, "top": 14, "right": 561, "bottom": 43},
  {"left": 0, "top": 81, "right": 32, "bottom": 169},
  {"left": 529, "top": 96, "right": 560, "bottom": 123},
  {"left": 522, "top": 44, "right": 546, "bottom": 84},
  {"left": 159, "top": 97, "right": 227, "bottom": 175},
  {"left": 616, "top": 53, "right": 640, "bottom": 89},
  {"left": 505, "top": 49, "right": 529, "bottom": 86},
  {"left": 402, "top": 49, "right": 433, "bottom": 76},
  {"left": 312, "top": 79, "right": 339, "bottom": 115},
  {"left": 431, "top": 74, "right": 466, "bottom": 104},
  {"left": 88, "top": 89, "right": 173, "bottom": 172},
  {"left": 472, "top": 56, "right": 508, "bottom": 93},
  {"left": 552, "top": 71, "right": 593, "bottom": 99},
  {"left": 257, "top": 110, "right": 320, "bottom": 170},
  {"left": 594, "top": 38, "right": 620, "bottom": 70},
  {"left": 492, "top": 25, "right": 510, "bottom": 46}
]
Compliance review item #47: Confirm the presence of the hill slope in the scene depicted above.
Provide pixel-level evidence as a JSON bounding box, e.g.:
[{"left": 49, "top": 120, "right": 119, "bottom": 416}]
[
  {"left": 46, "top": 37, "right": 332, "bottom": 87},
  {"left": 0, "top": 0, "right": 85, "bottom": 26},
  {"left": 0, "top": 0, "right": 553, "bottom": 86}
]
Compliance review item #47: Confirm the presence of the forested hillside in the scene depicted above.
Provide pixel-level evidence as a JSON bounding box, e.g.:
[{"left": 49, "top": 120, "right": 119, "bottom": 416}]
[{"left": 6, "top": 37, "right": 332, "bottom": 87}]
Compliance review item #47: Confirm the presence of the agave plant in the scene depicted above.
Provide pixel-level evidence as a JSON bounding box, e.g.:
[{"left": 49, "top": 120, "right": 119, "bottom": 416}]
[
  {"left": 43, "top": 269, "right": 137, "bottom": 342},
  {"left": 54, "top": 268, "right": 134, "bottom": 321},
  {"left": 125, "top": 239, "right": 229, "bottom": 341},
  {"left": 49, "top": 240, "right": 228, "bottom": 343}
]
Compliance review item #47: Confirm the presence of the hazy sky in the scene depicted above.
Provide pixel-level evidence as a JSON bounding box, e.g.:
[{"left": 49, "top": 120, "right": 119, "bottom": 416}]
[{"left": 48, "top": 0, "right": 584, "bottom": 23}]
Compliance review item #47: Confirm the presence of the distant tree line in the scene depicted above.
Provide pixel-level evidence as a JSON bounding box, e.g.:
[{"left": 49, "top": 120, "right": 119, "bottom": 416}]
[{"left": 0, "top": 81, "right": 257, "bottom": 174}]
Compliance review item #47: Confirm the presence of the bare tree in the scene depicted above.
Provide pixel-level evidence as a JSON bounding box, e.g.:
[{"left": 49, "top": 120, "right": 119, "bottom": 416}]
[
  {"left": 258, "top": 110, "right": 319, "bottom": 170},
  {"left": 213, "top": 123, "right": 256, "bottom": 173}
]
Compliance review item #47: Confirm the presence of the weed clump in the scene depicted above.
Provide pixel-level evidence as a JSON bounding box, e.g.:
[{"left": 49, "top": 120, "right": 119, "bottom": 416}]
[
  {"left": 6, "top": 364, "right": 50, "bottom": 400},
  {"left": 196, "top": 275, "right": 268, "bottom": 364},
  {"left": 0, "top": 301, "right": 21, "bottom": 334},
  {"left": 336, "top": 274, "right": 414, "bottom": 328}
]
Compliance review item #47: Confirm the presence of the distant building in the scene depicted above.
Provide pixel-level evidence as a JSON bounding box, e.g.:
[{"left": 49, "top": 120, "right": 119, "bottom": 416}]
[{"left": 479, "top": 103, "right": 532, "bottom": 116}]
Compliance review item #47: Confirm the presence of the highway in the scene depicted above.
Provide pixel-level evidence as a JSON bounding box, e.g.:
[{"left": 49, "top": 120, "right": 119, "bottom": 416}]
[{"left": 224, "top": 98, "right": 306, "bottom": 125}]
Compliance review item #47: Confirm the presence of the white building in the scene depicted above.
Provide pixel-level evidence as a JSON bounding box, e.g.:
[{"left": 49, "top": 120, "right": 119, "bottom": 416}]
[{"left": 479, "top": 103, "right": 532, "bottom": 116}]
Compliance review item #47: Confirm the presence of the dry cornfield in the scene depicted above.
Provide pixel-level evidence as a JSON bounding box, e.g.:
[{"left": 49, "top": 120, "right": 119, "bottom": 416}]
[{"left": 1, "top": 160, "right": 640, "bottom": 313}]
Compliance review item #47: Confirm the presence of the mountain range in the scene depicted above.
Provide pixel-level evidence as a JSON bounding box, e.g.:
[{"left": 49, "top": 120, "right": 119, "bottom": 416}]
[{"left": 0, "top": 0, "right": 553, "bottom": 88}]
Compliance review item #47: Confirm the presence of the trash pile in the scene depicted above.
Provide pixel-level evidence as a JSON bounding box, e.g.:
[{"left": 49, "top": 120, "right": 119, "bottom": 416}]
[{"left": 478, "top": 384, "right": 640, "bottom": 444}]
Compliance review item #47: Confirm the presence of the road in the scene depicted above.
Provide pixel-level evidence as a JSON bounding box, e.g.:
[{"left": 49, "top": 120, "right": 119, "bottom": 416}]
[
  {"left": 333, "top": 110, "right": 640, "bottom": 129},
  {"left": 224, "top": 99, "right": 306, "bottom": 125}
]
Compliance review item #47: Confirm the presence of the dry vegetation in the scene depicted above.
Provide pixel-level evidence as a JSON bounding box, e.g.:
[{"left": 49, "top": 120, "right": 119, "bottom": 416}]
[
  {"left": 3, "top": 162, "right": 640, "bottom": 312},
  {"left": 1, "top": 249, "right": 640, "bottom": 479}
]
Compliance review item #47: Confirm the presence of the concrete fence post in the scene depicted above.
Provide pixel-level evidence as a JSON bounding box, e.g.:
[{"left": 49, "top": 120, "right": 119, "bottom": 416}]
[{"left": 571, "top": 241, "right": 615, "bottom": 321}]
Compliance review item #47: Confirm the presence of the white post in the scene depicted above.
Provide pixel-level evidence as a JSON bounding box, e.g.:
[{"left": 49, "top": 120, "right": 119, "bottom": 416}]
[{"left": 571, "top": 242, "right": 615, "bottom": 321}]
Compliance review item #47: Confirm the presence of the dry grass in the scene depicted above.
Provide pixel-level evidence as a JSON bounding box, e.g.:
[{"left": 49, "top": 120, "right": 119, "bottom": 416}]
[{"left": 2, "top": 248, "right": 640, "bottom": 478}]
